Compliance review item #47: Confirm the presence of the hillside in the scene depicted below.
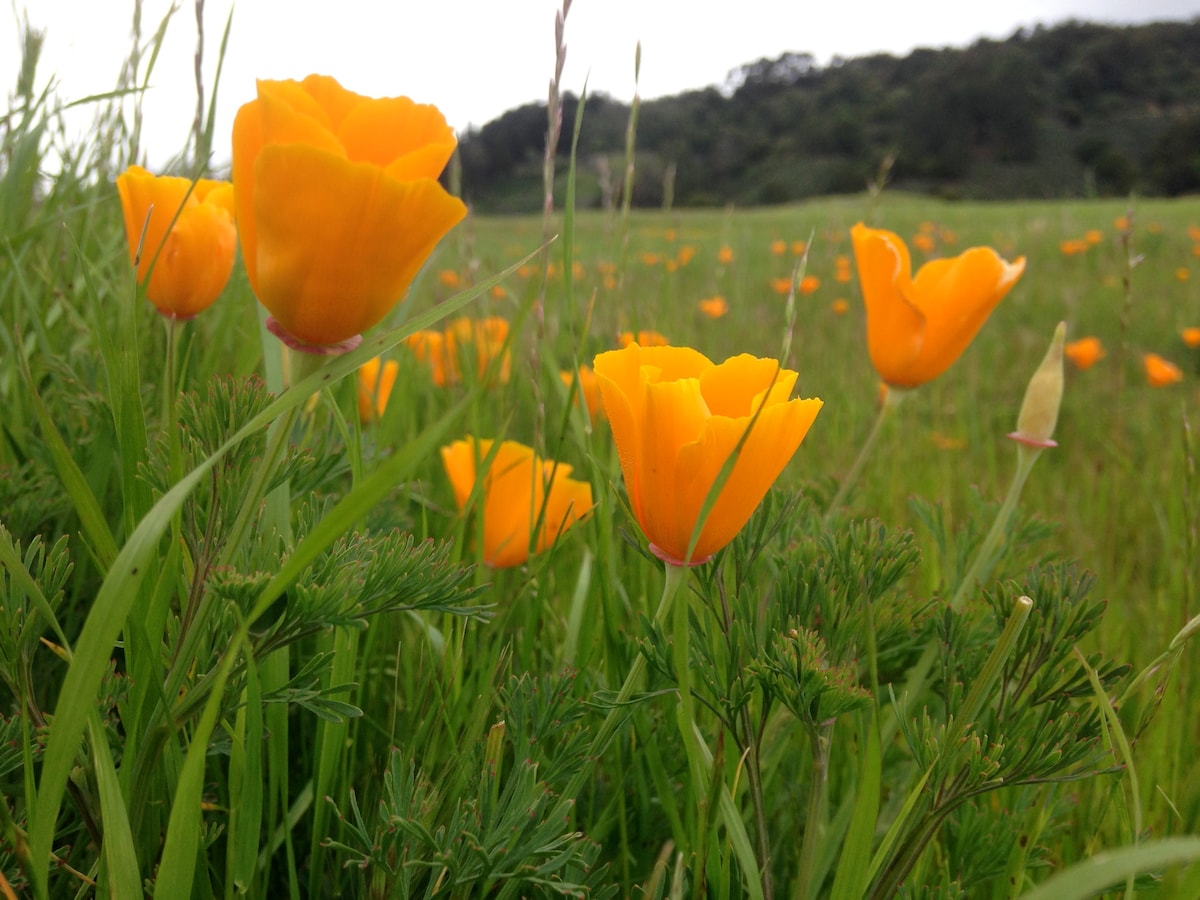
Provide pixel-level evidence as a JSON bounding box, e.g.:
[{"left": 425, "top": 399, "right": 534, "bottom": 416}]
[{"left": 456, "top": 18, "right": 1200, "bottom": 212}]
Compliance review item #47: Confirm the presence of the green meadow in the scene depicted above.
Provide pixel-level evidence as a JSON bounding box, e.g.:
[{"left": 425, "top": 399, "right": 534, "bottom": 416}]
[{"left": 2, "top": 13, "right": 1200, "bottom": 900}]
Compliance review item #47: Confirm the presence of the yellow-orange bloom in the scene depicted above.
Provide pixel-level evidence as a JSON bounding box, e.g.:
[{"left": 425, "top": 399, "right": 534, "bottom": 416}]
[
  {"left": 798, "top": 275, "right": 821, "bottom": 295},
  {"left": 619, "top": 329, "right": 670, "bottom": 348},
  {"left": 831, "top": 298, "right": 850, "bottom": 316},
  {"left": 717, "top": 245, "right": 734, "bottom": 265},
  {"left": 698, "top": 296, "right": 729, "bottom": 319},
  {"left": 560, "top": 365, "right": 604, "bottom": 422},
  {"left": 593, "top": 344, "right": 822, "bottom": 566},
  {"left": 770, "top": 277, "right": 793, "bottom": 296},
  {"left": 851, "top": 222, "right": 1026, "bottom": 388},
  {"left": 440, "top": 437, "right": 593, "bottom": 568},
  {"left": 1059, "top": 238, "right": 1089, "bottom": 256},
  {"left": 1183, "top": 327, "right": 1200, "bottom": 349},
  {"left": 356, "top": 356, "right": 399, "bottom": 423},
  {"left": 116, "top": 166, "right": 236, "bottom": 318},
  {"left": 1064, "top": 336, "right": 1105, "bottom": 371},
  {"left": 770, "top": 239, "right": 787, "bottom": 256},
  {"left": 232, "top": 74, "right": 467, "bottom": 347},
  {"left": 1144, "top": 353, "right": 1183, "bottom": 388},
  {"left": 405, "top": 316, "right": 511, "bottom": 386},
  {"left": 1084, "top": 229, "right": 1103, "bottom": 245},
  {"left": 1177, "top": 268, "right": 1191, "bottom": 283}
]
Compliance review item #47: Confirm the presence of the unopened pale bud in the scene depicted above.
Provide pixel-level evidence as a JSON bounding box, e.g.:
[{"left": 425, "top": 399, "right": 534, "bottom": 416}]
[{"left": 1009, "top": 322, "right": 1066, "bottom": 448}]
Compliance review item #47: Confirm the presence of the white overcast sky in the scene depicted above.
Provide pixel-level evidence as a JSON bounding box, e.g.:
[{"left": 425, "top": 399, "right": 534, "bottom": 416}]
[{"left": 5, "top": 0, "right": 1200, "bottom": 167}]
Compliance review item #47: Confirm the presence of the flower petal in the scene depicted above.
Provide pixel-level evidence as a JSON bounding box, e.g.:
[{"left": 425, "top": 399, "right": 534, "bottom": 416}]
[
  {"left": 852, "top": 223, "right": 927, "bottom": 387},
  {"left": 249, "top": 143, "right": 467, "bottom": 345}
]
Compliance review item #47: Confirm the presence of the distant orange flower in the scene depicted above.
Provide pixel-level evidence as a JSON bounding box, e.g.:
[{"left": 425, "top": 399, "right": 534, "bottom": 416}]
[
  {"left": 1193, "top": 245, "right": 1200, "bottom": 259},
  {"left": 619, "top": 329, "right": 670, "bottom": 348},
  {"left": 698, "top": 296, "right": 729, "bottom": 319},
  {"left": 356, "top": 356, "right": 399, "bottom": 423},
  {"left": 438, "top": 269, "right": 462, "bottom": 288},
  {"left": 115, "top": 166, "right": 237, "bottom": 319},
  {"left": 831, "top": 298, "right": 849, "bottom": 316},
  {"left": 490, "top": 284, "right": 508, "bottom": 300},
  {"left": 405, "top": 316, "right": 511, "bottom": 386},
  {"left": 518, "top": 264, "right": 536, "bottom": 278},
  {"left": 1182, "top": 327, "right": 1200, "bottom": 349},
  {"left": 798, "top": 275, "right": 821, "bottom": 295},
  {"left": 1144, "top": 353, "right": 1183, "bottom": 387},
  {"left": 1059, "top": 239, "right": 1089, "bottom": 256},
  {"left": 770, "top": 277, "right": 793, "bottom": 295},
  {"left": 1114, "top": 215, "right": 1131, "bottom": 231},
  {"left": 913, "top": 233, "right": 936, "bottom": 254},
  {"left": 835, "top": 254, "right": 853, "bottom": 283},
  {"left": 851, "top": 222, "right": 1026, "bottom": 388},
  {"left": 404, "top": 330, "right": 451, "bottom": 387},
  {"left": 1178, "top": 268, "right": 1191, "bottom": 282},
  {"left": 939, "top": 228, "right": 958, "bottom": 246},
  {"left": 930, "top": 431, "right": 966, "bottom": 451},
  {"left": 1064, "top": 336, "right": 1105, "bottom": 371},
  {"left": 665, "top": 259, "right": 679, "bottom": 273},
  {"left": 771, "top": 239, "right": 787, "bottom": 256},
  {"left": 641, "top": 252, "right": 662, "bottom": 266},
  {"left": 572, "top": 261, "right": 586, "bottom": 279},
  {"left": 1188, "top": 225, "right": 1200, "bottom": 242},
  {"left": 1084, "top": 229, "right": 1103, "bottom": 245},
  {"left": 560, "top": 365, "right": 605, "bottom": 422},
  {"left": 664, "top": 228, "right": 678, "bottom": 243},
  {"left": 441, "top": 436, "right": 593, "bottom": 568},
  {"left": 676, "top": 246, "right": 697, "bottom": 266},
  {"left": 717, "top": 245, "right": 734, "bottom": 265},
  {"left": 791, "top": 240, "right": 807, "bottom": 255}
]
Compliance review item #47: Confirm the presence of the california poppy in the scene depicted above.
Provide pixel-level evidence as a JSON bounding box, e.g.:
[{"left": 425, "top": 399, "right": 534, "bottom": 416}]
[
  {"left": 1064, "top": 337, "right": 1105, "bottom": 371},
  {"left": 851, "top": 222, "right": 1025, "bottom": 388},
  {"left": 560, "top": 365, "right": 605, "bottom": 422},
  {"left": 356, "top": 356, "right": 399, "bottom": 423},
  {"left": 232, "top": 74, "right": 466, "bottom": 348},
  {"left": 698, "top": 296, "right": 729, "bottom": 319},
  {"left": 441, "top": 437, "right": 593, "bottom": 568},
  {"left": 1144, "top": 353, "right": 1183, "bottom": 388},
  {"left": 593, "top": 343, "right": 822, "bottom": 566},
  {"left": 115, "top": 166, "right": 237, "bottom": 319}
]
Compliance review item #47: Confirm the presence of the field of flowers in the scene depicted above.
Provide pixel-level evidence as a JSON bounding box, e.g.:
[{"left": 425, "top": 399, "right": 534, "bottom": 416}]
[{"left": 2, "top": 21, "right": 1200, "bottom": 900}]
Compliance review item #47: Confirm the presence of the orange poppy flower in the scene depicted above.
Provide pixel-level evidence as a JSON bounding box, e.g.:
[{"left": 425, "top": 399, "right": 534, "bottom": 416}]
[
  {"left": 798, "top": 275, "right": 821, "bottom": 295},
  {"left": 356, "top": 356, "right": 399, "bottom": 423},
  {"left": 593, "top": 344, "right": 822, "bottom": 566},
  {"left": 850, "top": 222, "right": 1026, "bottom": 388},
  {"left": 791, "top": 240, "right": 807, "bottom": 255},
  {"left": 1183, "top": 327, "right": 1200, "bottom": 349},
  {"left": 912, "top": 233, "right": 936, "bottom": 254},
  {"left": 770, "top": 277, "right": 793, "bottom": 296},
  {"left": 438, "top": 269, "right": 462, "bottom": 288},
  {"left": 717, "top": 245, "right": 734, "bottom": 265},
  {"left": 1176, "top": 268, "right": 1191, "bottom": 283},
  {"left": 1084, "top": 229, "right": 1103, "bottom": 245},
  {"left": 1064, "top": 336, "right": 1105, "bottom": 371},
  {"left": 1144, "top": 353, "right": 1183, "bottom": 387},
  {"left": 115, "top": 166, "right": 237, "bottom": 319},
  {"left": 560, "top": 365, "right": 605, "bottom": 422},
  {"left": 231, "top": 74, "right": 466, "bottom": 348},
  {"left": 441, "top": 437, "right": 593, "bottom": 568},
  {"left": 770, "top": 239, "right": 787, "bottom": 256},
  {"left": 1059, "top": 239, "right": 1089, "bottom": 256},
  {"left": 831, "top": 299, "right": 850, "bottom": 316},
  {"left": 403, "top": 330, "right": 452, "bottom": 387},
  {"left": 619, "top": 329, "right": 670, "bottom": 348},
  {"left": 698, "top": 296, "right": 729, "bottom": 319}
]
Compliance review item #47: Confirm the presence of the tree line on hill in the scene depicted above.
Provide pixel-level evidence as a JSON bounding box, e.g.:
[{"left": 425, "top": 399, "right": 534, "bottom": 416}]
[{"left": 454, "top": 19, "right": 1200, "bottom": 212}]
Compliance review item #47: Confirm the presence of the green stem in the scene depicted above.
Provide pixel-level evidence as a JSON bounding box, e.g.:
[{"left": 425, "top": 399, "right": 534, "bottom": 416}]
[
  {"left": 548, "top": 563, "right": 682, "bottom": 823},
  {"left": 885, "top": 442, "right": 1041, "bottom": 749},
  {"left": 795, "top": 721, "right": 834, "bottom": 900},
  {"left": 948, "top": 444, "right": 1040, "bottom": 613},
  {"left": 825, "top": 387, "right": 903, "bottom": 519}
]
